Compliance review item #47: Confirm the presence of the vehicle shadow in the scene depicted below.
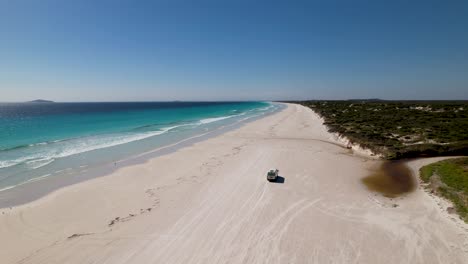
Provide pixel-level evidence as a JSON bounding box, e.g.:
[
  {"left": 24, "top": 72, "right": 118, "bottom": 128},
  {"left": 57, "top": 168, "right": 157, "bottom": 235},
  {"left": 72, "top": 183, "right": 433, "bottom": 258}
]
[{"left": 272, "top": 176, "right": 285, "bottom": 184}]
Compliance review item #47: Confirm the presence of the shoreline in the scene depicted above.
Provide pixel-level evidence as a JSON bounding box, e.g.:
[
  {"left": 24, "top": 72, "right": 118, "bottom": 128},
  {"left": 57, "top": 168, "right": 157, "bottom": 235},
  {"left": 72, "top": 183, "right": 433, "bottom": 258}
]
[
  {"left": 0, "top": 103, "right": 285, "bottom": 209},
  {"left": 1, "top": 103, "right": 467, "bottom": 264}
]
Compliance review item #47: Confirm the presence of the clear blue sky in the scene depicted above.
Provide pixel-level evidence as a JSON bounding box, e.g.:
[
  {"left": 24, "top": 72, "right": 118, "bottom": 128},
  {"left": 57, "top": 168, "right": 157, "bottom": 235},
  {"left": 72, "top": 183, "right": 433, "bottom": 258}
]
[{"left": 1, "top": 0, "right": 467, "bottom": 102}]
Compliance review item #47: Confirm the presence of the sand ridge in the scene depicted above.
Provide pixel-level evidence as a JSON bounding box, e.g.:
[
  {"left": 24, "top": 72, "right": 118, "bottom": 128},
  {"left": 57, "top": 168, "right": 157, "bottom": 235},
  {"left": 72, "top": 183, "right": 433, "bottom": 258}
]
[{"left": 0, "top": 104, "right": 467, "bottom": 263}]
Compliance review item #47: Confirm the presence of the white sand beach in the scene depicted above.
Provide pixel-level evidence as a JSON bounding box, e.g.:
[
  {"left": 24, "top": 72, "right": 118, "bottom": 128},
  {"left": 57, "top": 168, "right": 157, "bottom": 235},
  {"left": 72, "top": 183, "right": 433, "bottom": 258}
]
[{"left": 1, "top": 103, "right": 467, "bottom": 263}]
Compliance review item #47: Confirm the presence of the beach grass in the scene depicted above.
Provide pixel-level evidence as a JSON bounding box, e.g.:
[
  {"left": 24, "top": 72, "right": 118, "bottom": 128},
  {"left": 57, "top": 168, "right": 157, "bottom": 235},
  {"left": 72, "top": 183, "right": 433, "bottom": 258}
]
[{"left": 420, "top": 157, "right": 468, "bottom": 222}]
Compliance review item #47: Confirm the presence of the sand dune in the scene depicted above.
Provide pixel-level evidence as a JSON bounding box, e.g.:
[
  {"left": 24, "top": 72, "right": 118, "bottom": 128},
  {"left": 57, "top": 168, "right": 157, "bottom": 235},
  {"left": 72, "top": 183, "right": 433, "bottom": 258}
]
[{"left": 1, "top": 104, "right": 467, "bottom": 263}]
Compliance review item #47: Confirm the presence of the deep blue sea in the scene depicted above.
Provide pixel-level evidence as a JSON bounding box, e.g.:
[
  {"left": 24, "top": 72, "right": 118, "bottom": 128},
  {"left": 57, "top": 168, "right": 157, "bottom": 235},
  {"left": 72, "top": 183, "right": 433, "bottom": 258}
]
[{"left": 0, "top": 101, "right": 278, "bottom": 191}]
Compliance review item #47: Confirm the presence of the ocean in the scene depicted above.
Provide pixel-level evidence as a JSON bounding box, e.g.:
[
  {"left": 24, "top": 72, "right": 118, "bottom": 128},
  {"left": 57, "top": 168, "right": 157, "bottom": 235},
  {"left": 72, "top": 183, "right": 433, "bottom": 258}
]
[{"left": 0, "top": 101, "right": 280, "bottom": 193}]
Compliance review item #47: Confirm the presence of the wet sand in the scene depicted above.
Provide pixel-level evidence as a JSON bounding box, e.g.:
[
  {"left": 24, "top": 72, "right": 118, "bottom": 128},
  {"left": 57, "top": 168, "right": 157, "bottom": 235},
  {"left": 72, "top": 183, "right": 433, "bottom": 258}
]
[{"left": 1, "top": 104, "right": 467, "bottom": 263}]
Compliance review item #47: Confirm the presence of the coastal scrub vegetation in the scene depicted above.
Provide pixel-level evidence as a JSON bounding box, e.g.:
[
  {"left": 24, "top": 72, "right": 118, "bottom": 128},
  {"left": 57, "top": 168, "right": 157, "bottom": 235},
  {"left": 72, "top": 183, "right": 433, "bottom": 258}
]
[
  {"left": 299, "top": 100, "right": 468, "bottom": 159},
  {"left": 420, "top": 158, "right": 468, "bottom": 222}
]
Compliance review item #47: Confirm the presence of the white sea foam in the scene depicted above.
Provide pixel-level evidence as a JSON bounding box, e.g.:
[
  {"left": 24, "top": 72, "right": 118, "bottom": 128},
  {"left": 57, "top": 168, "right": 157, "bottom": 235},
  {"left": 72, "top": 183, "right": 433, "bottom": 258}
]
[
  {"left": 25, "top": 173, "right": 52, "bottom": 183},
  {"left": 196, "top": 105, "right": 274, "bottom": 127},
  {"left": 29, "top": 142, "right": 48, "bottom": 147},
  {"left": 198, "top": 116, "right": 233, "bottom": 124},
  {"left": 0, "top": 160, "right": 21, "bottom": 169},
  {"left": 0, "top": 155, "right": 37, "bottom": 169},
  {"left": 53, "top": 130, "right": 168, "bottom": 159},
  {"left": 26, "top": 158, "right": 55, "bottom": 169},
  {"left": 0, "top": 125, "right": 182, "bottom": 170},
  {"left": 0, "top": 173, "right": 53, "bottom": 193},
  {"left": 0, "top": 185, "right": 16, "bottom": 192}
]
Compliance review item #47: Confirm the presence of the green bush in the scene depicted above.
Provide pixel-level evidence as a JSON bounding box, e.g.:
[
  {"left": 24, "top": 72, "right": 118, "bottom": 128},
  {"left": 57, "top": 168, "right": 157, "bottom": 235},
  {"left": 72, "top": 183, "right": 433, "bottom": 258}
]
[
  {"left": 297, "top": 100, "right": 468, "bottom": 159},
  {"left": 419, "top": 158, "right": 468, "bottom": 222}
]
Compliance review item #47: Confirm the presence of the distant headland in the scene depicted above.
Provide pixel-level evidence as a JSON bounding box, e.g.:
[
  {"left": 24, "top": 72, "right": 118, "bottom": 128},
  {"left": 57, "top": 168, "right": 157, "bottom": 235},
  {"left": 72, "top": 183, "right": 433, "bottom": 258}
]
[{"left": 27, "top": 99, "right": 55, "bottom": 103}]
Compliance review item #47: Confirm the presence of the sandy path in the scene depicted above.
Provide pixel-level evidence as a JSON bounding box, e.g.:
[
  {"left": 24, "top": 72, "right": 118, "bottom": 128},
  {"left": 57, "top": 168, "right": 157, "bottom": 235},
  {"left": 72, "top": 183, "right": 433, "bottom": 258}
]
[{"left": 1, "top": 104, "right": 467, "bottom": 263}]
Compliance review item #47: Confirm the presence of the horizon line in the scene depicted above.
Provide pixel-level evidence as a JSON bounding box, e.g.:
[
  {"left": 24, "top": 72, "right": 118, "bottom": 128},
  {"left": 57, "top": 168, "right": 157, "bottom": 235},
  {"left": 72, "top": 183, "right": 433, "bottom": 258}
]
[{"left": 2, "top": 99, "right": 468, "bottom": 103}]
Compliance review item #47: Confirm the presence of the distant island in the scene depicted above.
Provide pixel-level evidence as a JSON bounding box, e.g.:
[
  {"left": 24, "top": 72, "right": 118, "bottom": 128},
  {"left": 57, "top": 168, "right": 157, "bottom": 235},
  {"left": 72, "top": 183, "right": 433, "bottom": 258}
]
[{"left": 28, "top": 99, "right": 55, "bottom": 103}]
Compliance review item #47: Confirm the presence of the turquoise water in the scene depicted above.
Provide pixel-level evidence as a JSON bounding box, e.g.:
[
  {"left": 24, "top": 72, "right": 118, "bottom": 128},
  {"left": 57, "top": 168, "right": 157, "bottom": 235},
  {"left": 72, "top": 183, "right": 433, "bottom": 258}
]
[{"left": 0, "top": 102, "right": 279, "bottom": 191}]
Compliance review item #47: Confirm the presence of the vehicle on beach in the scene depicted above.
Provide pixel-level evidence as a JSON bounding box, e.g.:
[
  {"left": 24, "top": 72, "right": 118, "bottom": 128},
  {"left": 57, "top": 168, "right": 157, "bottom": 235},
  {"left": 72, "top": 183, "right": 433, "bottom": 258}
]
[{"left": 267, "top": 169, "right": 279, "bottom": 182}]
